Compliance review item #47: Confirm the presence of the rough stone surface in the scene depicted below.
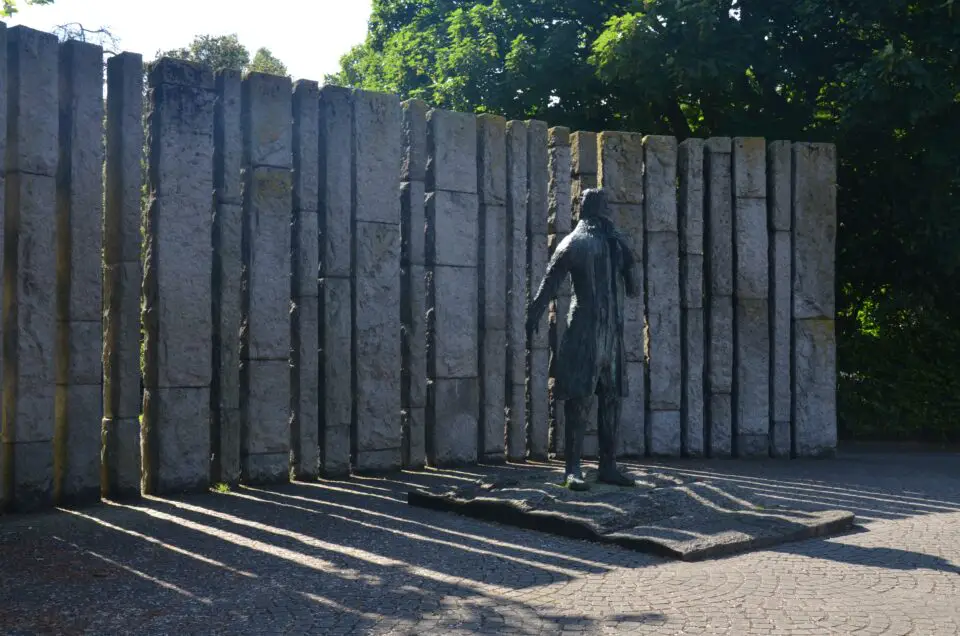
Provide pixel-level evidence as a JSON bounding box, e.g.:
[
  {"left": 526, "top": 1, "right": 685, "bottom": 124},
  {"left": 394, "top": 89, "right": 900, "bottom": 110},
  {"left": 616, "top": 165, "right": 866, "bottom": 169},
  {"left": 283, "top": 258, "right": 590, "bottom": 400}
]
[
  {"left": 619, "top": 361, "right": 646, "bottom": 457},
  {"left": 100, "top": 416, "right": 141, "bottom": 498},
  {"left": 401, "top": 99, "right": 428, "bottom": 183},
  {"left": 735, "top": 299, "right": 770, "bottom": 457},
  {"left": 682, "top": 310, "right": 705, "bottom": 457},
  {"left": 792, "top": 143, "right": 837, "bottom": 320},
  {"left": 401, "top": 179, "right": 426, "bottom": 268},
  {"left": 793, "top": 319, "right": 837, "bottom": 457},
  {"left": 430, "top": 377, "right": 479, "bottom": 465},
  {"left": 709, "top": 392, "right": 733, "bottom": 457},
  {"left": 597, "top": 132, "right": 644, "bottom": 204},
  {"left": 214, "top": 69, "right": 242, "bottom": 205},
  {"left": 643, "top": 135, "right": 679, "bottom": 233},
  {"left": 679, "top": 138, "right": 705, "bottom": 255},
  {"left": 482, "top": 330, "right": 507, "bottom": 460},
  {"left": 708, "top": 297, "right": 734, "bottom": 396},
  {"left": 681, "top": 254, "right": 704, "bottom": 309},
  {"left": 426, "top": 109, "right": 478, "bottom": 194},
  {"left": 767, "top": 140, "right": 792, "bottom": 231},
  {"left": 608, "top": 204, "right": 645, "bottom": 364},
  {"left": 355, "top": 449, "right": 403, "bottom": 473},
  {"left": 244, "top": 167, "right": 293, "bottom": 361},
  {"left": 526, "top": 120, "right": 549, "bottom": 236},
  {"left": 243, "top": 359, "right": 291, "bottom": 477},
  {"left": 242, "top": 73, "right": 292, "bottom": 169},
  {"left": 570, "top": 131, "right": 598, "bottom": 176},
  {"left": 216, "top": 204, "right": 242, "bottom": 411},
  {"left": 426, "top": 191, "right": 479, "bottom": 268},
  {"left": 354, "top": 90, "right": 402, "bottom": 223},
  {"left": 646, "top": 232, "right": 682, "bottom": 411},
  {"left": 403, "top": 406, "right": 426, "bottom": 468},
  {"left": 735, "top": 197, "right": 769, "bottom": 300},
  {"left": 430, "top": 265, "right": 479, "bottom": 379},
  {"left": 147, "top": 386, "right": 211, "bottom": 494},
  {"left": 218, "top": 408, "right": 241, "bottom": 485},
  {"left": 482, "top": 204, "right": 507, "bottom": 330},
  {"left": 506, "top": 387, "right": 526, "bottom": 461},
  {"left": 10, "top": 442, "right": 52, "bottom": 511},
  {"left": 403, "top": 264, "right": 427, "bottom": 408},
  {"left": 505, "top": 121, "right": 528, "bottom": 391},
  {"left": 733, "top": 137, "right": 766, "bottom": 199},
  {"left": 319, "top": 277, "right": 351, "bottom": 476},
  {"left": 318, "top": 85, "right": 353, "bottom": 278},
  {"left": 648, "top": 410, "right": 682, "bottom": 457},
  {"left": 547, "top": 127, "right": 571, "bottom": 235},
  {"left": 409, "top": 466, "right": 854, "bottom": 561},
  {"left": 292, "top": 80, "right": 320, "bottom": 215},
  {"left": 57, "top": 383, "right": 101, "bottom": 503},
  {"left": 242, "top": 452, "right": 289, "bottom": 484},
  {"left": 771, "top": 420, "right": 791, "bottom": 458},
  {"left": 295, "top": 298, "right": 320, "bottom": 480},
  {"left": 528, "top": 347, "right": 550, "bottom": 460},
  {"left": 477, "top": 115, "right": 507, "bottom": 205},
  {"left": 7, "top": 27, "right": 59, "bottom": 176},
  {"left": 354, "top": 222, "right": 402, "bottom": 469},
  {"left": 706, "top": 138, "right": 733, "bottom": 297},
  {"left": 770, "top": 230, "right": 792, "bottom": 429}
]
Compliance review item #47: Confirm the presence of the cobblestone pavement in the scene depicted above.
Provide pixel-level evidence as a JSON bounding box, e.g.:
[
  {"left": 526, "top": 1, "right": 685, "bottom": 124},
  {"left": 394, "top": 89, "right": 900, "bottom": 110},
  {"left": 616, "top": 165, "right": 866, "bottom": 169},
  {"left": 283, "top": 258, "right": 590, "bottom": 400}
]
[{"left": 1, "top": 449, "right": 958, "bottom": 635}]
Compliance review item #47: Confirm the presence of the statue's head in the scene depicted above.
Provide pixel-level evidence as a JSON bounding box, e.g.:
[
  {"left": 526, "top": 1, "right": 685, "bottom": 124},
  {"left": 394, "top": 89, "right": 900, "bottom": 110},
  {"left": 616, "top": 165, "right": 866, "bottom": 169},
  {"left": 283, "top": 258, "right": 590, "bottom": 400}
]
[{"left": 580, "top": 188, "right": 610, "bottom": 220}]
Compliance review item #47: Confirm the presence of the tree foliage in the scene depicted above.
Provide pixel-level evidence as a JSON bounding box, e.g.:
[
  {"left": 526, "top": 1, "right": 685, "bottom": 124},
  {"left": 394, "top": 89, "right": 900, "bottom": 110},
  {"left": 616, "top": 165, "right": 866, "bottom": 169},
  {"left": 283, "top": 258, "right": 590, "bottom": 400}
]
[
  {"left": 1, "top": 0, "right": 52, "bottom": 17},
  {"left": 161, "top": 34, "right": 289, "bottom": 77},
  {"left": 338, "top": 0, "right": 960, "bottom": 443}
]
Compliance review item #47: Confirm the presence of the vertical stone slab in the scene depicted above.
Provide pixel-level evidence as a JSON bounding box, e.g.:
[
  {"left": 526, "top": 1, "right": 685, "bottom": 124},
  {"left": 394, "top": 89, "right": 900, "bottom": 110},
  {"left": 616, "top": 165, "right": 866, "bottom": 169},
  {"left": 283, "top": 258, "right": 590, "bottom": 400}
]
[
  {"left": 767, "top": 141, "right": 792, "bottom": 457},
  {"left": 102, "top": 52, "right": 144, "bottom": 500},
  {"left": 597, "top": 131, "right": 647, "bottom": 457},
  {"left": 704, "top": 137, "right": 733, "bottom": 457},
  {"left": 141, "top": 59, "right": 215, "bottom": 495},
  {"left": 425, "top": 108, "right": 479, "bottom": 466},
  {"left": 2, "top": 26, "right": 58, "bottom": 510},
  {"left": 211, "top": 68, "right": 242, "bottom": 485},
  {"left": 570, "top": 132, "right": 599, "bottom": 456},
  {"left": 526, "top": 120, "right": 550, "bottom": 460},
  {"left": 477, "top": 114, "right": 507, "bottom": 462},
  {"left": 792, "top": 142, "right": 837, "bottom": 457},
  {"left": 240, "top": 72, "right": 292, "bottom": 483},
  {"left": 400, "top": 99, "right": 428, "bottom": 468},
  {"left": 53, "top": 39, "right": 104, "bottom": 505},
  {"left": 0, "top": 23, "right": 7, "bottom": 507},
  {"left": 318, "top": 86, "right": 352, "bottom": 476},
  {"left": 504, "top": 121, "right": 527, "bottom": 461},
  {"left": 291, "top": 80, "right": 320, "bottom": 480},
  {"left": 732, "top": 137, "right": 770, "bottom": 457},
  {"left": 352, "top": 90, "right": 402, "bottom": 471},
  {"left": 547, "top": 127, "right": 571, "bottom": 458},
  {"left": 679, "top": 138, "right": 705, "bottom": 457},
  {"left": 643, "top": 135, "right": 681, "bottom": 456}
]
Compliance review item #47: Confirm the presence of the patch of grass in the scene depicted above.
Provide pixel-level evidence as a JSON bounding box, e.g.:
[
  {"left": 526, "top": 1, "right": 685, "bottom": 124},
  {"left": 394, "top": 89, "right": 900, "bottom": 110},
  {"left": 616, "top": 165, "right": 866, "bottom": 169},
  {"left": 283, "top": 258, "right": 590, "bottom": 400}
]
[{"left": 212, "top": 482, "right": 230, "bottom": 493}]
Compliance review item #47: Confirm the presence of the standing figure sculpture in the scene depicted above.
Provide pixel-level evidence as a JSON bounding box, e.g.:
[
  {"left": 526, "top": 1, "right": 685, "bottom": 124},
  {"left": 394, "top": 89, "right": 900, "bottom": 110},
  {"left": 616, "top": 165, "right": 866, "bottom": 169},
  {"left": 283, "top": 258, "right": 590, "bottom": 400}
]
[{"left": 527, "top": 188, "right": 638, "bottom": 490}]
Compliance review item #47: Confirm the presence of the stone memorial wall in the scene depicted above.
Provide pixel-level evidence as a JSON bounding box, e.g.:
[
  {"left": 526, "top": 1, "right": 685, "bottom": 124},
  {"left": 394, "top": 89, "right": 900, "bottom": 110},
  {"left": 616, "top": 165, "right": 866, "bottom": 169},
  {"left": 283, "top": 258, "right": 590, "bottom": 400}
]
[{"left": 0, "top": 24, "right": 838, "bottom": 512}]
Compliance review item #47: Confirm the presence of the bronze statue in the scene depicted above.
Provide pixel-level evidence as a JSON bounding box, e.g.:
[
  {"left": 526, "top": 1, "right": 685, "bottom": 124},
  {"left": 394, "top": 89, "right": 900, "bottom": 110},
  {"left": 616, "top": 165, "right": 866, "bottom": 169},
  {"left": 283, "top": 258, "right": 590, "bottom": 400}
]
[{"left": 527, "top": 188, "right": 638, "bottom": 490}]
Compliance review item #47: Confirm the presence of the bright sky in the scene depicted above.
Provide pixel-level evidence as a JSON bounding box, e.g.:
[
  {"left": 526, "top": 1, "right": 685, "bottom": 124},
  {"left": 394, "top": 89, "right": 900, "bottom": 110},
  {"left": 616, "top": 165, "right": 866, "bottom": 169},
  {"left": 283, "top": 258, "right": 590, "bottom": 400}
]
[{"left": 4, "top": 0, "right": 373, "bottom": 80}]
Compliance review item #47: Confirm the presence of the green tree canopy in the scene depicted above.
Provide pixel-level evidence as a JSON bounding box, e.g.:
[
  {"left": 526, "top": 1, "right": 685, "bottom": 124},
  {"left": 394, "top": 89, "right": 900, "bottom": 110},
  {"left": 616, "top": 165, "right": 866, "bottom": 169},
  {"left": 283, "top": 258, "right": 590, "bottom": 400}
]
[
  {"left": 1, "top": 0, "right": 52, "bottom": 17},
  {"left": 337, "top": 0, "right": 960, "bottom": 442},
  {"left": 161, "top": 34, "right": 289, "bottom": 77}
]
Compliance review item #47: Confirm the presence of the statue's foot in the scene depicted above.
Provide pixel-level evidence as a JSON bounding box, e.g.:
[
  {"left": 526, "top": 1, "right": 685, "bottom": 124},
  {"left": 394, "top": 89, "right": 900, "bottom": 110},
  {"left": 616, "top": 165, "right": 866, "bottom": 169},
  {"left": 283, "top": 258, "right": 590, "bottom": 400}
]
[
  {"left": 597, "top": 468, "right": 636, "bottom": 487},
  {"left": 564, "top": 474, "right": 590, "bottom": 491}
]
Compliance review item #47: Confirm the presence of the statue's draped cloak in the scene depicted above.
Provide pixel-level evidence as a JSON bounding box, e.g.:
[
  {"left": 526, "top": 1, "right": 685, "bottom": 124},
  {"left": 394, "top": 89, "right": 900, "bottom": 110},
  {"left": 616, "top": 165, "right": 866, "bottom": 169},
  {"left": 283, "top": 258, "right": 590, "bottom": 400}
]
[{"left": 530, "top": 218, "right": 637, "bottom": 401}]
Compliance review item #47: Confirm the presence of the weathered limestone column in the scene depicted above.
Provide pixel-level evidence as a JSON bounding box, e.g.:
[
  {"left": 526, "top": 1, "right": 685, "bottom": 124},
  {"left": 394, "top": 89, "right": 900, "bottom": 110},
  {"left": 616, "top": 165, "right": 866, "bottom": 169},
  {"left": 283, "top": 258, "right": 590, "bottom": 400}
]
[
  {"left": 102, "top": 52, "right": 144, "bottom": 499},
  {"left": 401, "top": 99, "right": 427, "bottom": 468},
  {"left": 240, "top": 72, "right": 292, "bottom": 483},
  {"left": 526, "top": 120, "right": 550, "bottom": 460},
  {"left": 291, "top": 80, "right": 320, "bottom": 480},
  {"left": 643, "top": 136, "right": 681, "bottom": 456},
  {"left": 211, "top": 69, "right": 242, "bottom": 485},
  {"left": 352, "top": 90, "right": 402, "bottom": 471},
  {"left": 318, "top": 86, "right": 353, "bottom": 476},
  {"left": 477, "top": 115, "right": 507, "bottom": 462},
  {"left": 570, "top": 132, "right": 599, "bottom": 457},
  {"left": 704, "top": 137, "right": 733, "bottom": 457},
  {"left": 547, "top": 127, "right": 572, "bottom": 458},
  {"left": 2, "top": 26, "right": 59, "bottom": 510},
  {"left": 679, "top": 138, "right": 706, "bottom": 457},
  {"left": 767, "top": 141, "right": 792, "bottom": 457},
  {"left": 141, "top": 59, "right": 215, "bottom": 494},
  {"left": 53, "top": 39, "right": 104, "bottom": 505},
  {"left": 597, "top": 131, "right": 646, "bottom": 457},
  {"left": 792, "top": 143, "right": 838, "bottom": 457},
  {"left": 425, "top": 109, "right": 479, "bottom": 465},
  {"left": 732, "top": 138, "right": 770, "bottom": 457},
  {"left": 504, "top": 121, "right": 528, "bottom": 461}
]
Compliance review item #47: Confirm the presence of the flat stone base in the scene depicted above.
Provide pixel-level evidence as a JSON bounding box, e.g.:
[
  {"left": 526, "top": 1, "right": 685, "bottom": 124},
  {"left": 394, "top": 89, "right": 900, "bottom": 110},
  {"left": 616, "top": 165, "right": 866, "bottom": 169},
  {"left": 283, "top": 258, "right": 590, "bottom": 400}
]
[{"left": 407, "top": 466, "right": 855, "bottom": 561}]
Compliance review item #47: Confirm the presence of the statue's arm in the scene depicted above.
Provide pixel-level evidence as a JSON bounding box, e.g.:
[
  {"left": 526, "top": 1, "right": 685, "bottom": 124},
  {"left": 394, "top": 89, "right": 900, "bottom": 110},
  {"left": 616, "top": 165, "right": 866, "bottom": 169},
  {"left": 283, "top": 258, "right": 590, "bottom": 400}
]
[
  {"left": 619, "top": 238, "right": 641, "bottom": 298},
  {"left": 526, "top": 239, "right": 572, "bottom": 334}
]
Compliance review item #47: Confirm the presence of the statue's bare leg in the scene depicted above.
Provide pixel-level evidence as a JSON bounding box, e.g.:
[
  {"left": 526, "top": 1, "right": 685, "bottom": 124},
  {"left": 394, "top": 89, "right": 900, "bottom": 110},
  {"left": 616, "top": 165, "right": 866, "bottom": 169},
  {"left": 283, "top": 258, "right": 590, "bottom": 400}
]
[
  {"left": 563, "top": 396, "right": 591, "bottom": 491},
  {"left": 597, "top": 390, "right": 635, "bottom": 486}
]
